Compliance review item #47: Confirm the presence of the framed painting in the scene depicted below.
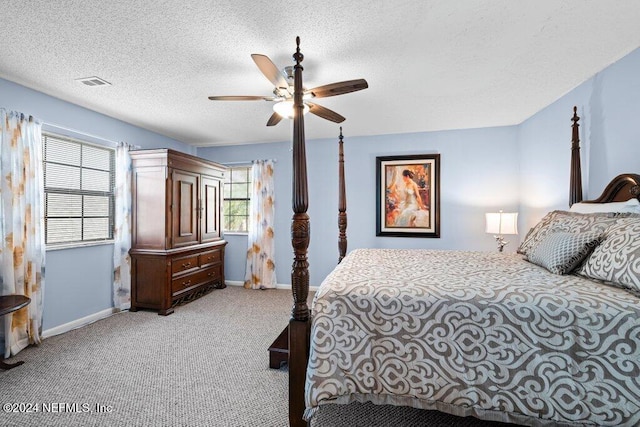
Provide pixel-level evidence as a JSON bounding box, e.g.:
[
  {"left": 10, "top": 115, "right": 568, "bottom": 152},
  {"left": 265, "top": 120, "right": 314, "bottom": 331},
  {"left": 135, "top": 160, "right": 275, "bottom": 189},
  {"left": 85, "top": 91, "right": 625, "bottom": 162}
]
[{"left": 376, "top": 154, "right": 440, "bottom": 237}]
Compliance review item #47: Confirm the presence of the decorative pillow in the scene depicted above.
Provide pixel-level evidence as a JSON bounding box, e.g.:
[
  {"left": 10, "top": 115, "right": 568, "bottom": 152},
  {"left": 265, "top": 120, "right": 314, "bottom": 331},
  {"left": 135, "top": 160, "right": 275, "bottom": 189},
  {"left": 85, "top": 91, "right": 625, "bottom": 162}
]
[
  {"left": 526, "top": 231, "right": 602, "bottom": 275},
  {"left": 578, "top": 217, "right": 640, "bottom": 293},
  {"left": 569, "top": 198, "right": 640, "bottom": 213},
  {"left": 517, "top": 211, "right": 558, "bottom": 255},
  {"left": 518, "top": 211, "right": 622, "bottom": 256}
]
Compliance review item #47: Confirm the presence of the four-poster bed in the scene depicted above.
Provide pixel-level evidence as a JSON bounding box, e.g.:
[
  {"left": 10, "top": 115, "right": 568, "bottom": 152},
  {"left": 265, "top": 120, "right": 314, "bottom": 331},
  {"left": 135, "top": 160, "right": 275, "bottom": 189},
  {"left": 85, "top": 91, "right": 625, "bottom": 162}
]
[{"left": 286, "top": 39, "right": 640, "bottom": 426}]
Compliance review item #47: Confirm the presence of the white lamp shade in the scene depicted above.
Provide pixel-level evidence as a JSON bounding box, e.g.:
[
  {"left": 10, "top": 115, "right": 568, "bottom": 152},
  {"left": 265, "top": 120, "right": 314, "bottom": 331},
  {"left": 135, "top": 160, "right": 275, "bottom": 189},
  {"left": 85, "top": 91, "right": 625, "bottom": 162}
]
[
  {"left": 485, "top": 212, "right": 518, "bottom": 235},
  {"left": 273, "top": 100, "right": 309, "bottom": 118}
]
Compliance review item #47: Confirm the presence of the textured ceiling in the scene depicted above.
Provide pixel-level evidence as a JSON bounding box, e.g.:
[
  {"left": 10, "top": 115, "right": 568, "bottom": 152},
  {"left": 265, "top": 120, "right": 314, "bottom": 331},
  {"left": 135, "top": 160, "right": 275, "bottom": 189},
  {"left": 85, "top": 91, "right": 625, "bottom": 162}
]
[{"left": 1, "top": 1, "right": 639, "bottom": 146}]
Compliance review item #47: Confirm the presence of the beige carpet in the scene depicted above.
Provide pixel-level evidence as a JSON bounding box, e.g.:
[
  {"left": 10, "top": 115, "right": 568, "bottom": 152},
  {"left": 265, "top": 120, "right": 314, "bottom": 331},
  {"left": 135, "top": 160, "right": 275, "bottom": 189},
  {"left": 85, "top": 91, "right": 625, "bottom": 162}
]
[{"left": 0, "top": 286, "right": 513, "bottom": 426}]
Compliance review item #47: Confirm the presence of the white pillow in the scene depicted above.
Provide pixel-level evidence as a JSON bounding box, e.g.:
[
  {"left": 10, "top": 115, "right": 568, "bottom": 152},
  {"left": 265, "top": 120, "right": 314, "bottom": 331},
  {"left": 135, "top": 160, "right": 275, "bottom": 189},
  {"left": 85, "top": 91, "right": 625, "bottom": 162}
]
[{"left": 569, "top": 198, "right": 640, "bottom": 213}]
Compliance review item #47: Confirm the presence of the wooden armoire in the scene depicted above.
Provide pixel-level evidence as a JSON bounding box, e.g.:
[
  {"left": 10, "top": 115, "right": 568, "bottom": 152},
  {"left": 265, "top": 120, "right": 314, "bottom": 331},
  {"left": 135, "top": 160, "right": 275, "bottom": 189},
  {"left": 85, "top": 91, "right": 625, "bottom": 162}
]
[{"left": 129, "top": 149, "right": 227, "bottom": 315}]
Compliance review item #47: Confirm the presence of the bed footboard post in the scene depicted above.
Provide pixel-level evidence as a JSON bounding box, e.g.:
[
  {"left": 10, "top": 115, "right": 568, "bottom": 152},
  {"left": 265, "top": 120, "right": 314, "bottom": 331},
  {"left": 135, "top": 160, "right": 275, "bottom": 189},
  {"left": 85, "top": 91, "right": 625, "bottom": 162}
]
[
  {"left": 289, "top": 318, "right": 311, "bottom": 426},
  {"left": 569, "top": 106, "right": 583, "bottom": 206},
  {"left": 290, "top": 36, "right": 311, "bottom": 427},
  {"left": 338, "top": 127, "right": 347, "bottom": 263}
]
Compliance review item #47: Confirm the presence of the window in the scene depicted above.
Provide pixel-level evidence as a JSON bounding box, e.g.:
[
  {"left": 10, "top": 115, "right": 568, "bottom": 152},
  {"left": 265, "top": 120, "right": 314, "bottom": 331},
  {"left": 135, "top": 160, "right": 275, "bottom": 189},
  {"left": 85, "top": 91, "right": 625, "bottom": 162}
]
[
  {"left": 223, "top": 167, "right": 251, "bottom": 233},
  {"left": 42, "top": 133, "right": 115, "bottom": 245}
]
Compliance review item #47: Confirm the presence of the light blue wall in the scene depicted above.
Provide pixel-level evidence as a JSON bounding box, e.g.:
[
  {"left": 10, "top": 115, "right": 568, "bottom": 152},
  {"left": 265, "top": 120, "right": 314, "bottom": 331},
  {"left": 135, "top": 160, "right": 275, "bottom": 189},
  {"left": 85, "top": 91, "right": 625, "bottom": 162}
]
[
  {"left": 518, "top": 47, "right": 640, "bottom": 232},
  {"left": 1, "top": 77, "right": 193, "bottom": 331},
  {"left": 198, "top": 125, "right": 520, "bottom": 286},
  {"left": 45, "top": 246, "right": 114, "bottom": 329}
]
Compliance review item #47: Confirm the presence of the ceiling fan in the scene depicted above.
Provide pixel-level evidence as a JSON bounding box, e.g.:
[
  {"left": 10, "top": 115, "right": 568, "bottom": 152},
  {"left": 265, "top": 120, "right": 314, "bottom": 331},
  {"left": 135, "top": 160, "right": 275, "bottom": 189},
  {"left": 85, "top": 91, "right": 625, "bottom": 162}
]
[{"left": 208, "top": 53, "right": 368, "bottom": 126}]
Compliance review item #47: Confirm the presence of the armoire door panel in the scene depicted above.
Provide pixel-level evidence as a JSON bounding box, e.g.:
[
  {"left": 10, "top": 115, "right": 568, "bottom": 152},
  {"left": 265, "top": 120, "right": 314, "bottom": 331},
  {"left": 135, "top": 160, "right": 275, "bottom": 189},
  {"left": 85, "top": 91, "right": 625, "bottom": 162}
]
[
  {"left": 132, "top": 166, "right": 167, "bottom": 249},
  {"left": 172, "top": 170, "right": 199, "bottom": 247},
  {"left": 179, "top": 181, "right": 195, "bottom": 235},
  {"left": 201, "top": 175, "right": 221, "bottom": 242}
]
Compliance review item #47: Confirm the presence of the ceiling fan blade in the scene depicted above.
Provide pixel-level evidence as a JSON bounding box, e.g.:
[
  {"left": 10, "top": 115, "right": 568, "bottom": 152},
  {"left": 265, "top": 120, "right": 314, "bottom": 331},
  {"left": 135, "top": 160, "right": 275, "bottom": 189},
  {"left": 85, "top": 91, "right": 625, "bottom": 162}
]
[
  {"left": 208, "top": 95, "right": 275, "bottom": 101},
  {"left": 251, "top": 54, "right": 289, "bottom": 89},
  {"left": 307, "top": 102, "right": 345, "bottom": 123},
  {"left": 305, "top": 79, "right": 368, "bottom": 98},
  {"left": 266, "top": 112, "right": 283, "bottom": 127}
]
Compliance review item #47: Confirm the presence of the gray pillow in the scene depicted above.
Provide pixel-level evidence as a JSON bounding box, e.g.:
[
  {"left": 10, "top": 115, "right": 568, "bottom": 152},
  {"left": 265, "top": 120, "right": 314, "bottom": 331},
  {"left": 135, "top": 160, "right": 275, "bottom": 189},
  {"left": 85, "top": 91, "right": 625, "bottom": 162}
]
[
  {"left": 526, "top": 231, "right": 602, "bottom": 275},
  {"left": 578, "top": 217, "right": 640, "bottom": 292},
  {"left": 518, "top": 211, "right": 632, "bottom": 256}
]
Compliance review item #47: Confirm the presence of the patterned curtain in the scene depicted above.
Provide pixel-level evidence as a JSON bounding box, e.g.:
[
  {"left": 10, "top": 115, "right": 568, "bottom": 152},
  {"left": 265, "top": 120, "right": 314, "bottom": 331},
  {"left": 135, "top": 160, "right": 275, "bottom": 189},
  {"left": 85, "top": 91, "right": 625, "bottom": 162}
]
[
  {"left": 113, "top": 142, "right": 132, "bottom": 310},
  {"left": 244, "top": 160, "right": 277, "bottom": 289},
  {"left": 0, "top": 109, "right": 45, "bottom": 357}
]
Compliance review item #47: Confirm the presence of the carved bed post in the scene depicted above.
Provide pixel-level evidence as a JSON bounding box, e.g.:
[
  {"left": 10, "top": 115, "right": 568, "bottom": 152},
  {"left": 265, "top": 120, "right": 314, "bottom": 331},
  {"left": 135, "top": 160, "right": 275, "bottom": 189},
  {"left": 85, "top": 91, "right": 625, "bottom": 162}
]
[
  {"left": 569, "top": 106, "right": 583, "bottom": 206},
  {"left": 289, "top": 36, "right": 311, "bottom": 427},
  {"left": 338, "top": 127, "right": 347, "bottom": 263}
]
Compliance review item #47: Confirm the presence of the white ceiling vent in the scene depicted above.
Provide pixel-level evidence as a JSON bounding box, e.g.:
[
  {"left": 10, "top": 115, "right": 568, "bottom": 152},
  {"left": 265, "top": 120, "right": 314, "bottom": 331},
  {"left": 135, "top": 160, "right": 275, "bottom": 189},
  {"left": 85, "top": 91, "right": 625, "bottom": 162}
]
[{"left": 76, "top": 76, "right": 111, "bottom": 87}]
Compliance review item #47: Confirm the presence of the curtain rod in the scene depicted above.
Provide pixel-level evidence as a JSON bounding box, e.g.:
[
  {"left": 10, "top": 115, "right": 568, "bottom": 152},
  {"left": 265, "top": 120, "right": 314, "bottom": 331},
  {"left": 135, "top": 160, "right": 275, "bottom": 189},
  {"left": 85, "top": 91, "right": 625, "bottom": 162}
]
[
  {"left": 0, "top": 108, "right": 38, "bottom": 123},
  {"left": 43, "top": 122, "right": 137, "bottom": 148}
]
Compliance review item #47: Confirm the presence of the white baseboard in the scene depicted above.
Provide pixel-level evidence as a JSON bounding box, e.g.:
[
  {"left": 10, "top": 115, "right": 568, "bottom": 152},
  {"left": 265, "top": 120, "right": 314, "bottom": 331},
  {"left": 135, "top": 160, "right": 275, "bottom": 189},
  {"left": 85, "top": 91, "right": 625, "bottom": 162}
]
[
  {"left": 225, "top": 280, "right": 319, "bottom": 291},
  {"left": 225, "top": 280, "right": 244, "bottom": 287},
  {"left": 42, "top": 307, "right": 119, "bottom": 339}
]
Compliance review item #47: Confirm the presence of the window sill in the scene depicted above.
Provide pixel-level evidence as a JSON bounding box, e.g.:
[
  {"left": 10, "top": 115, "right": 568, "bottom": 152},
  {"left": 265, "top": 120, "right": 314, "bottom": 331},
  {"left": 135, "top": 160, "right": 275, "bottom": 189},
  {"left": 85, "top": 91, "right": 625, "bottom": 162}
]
[
  {"left": 46, "top": 240, "right": 114, "bottom": 251},
  {"left": 223, "top": 232, "right": 249, "bottom": 237}
]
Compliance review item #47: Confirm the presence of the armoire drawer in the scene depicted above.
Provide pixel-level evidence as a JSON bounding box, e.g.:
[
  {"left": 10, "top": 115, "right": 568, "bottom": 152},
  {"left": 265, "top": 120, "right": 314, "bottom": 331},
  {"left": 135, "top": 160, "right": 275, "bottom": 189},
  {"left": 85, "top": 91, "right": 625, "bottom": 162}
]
[
  {"left": 172, "top": 274, "right": 195, "bottom": 293},
  {"left": 199, "top": 250, "right": 222, "bottom": 267},
  {"left": 201, "top": 264, "right": 222, "bottom": 283},
  {"left": 171, "top": 255, "right": 199, "bottom": 276},
  {"left": 171, "top": 265, "right": 223, "bottom": 293}
]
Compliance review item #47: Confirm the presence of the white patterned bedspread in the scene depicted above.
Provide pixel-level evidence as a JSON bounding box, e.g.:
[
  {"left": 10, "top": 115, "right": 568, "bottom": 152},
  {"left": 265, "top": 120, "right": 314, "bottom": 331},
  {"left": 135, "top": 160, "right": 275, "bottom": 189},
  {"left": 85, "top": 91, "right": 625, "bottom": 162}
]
[{"left": 304, "top": 249, "right": 640, "bottom": 426}]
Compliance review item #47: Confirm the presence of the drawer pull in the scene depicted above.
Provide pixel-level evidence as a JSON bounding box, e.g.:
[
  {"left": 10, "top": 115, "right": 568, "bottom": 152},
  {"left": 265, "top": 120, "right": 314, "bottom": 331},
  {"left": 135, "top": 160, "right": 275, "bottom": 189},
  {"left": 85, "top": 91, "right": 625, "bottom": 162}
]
[
  {"left": 182, "top": 280, "right": 192, "bottom": 286},
  {"left": 181, "top": 262, "right": 192, "bottom": 268}
]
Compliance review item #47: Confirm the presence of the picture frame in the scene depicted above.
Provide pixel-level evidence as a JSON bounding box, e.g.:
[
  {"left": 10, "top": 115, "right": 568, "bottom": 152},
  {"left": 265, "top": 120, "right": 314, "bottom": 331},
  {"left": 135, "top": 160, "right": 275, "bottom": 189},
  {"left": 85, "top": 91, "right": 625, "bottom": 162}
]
[{"left": 376, "top": 154, "right": 440, "bottom": 238}]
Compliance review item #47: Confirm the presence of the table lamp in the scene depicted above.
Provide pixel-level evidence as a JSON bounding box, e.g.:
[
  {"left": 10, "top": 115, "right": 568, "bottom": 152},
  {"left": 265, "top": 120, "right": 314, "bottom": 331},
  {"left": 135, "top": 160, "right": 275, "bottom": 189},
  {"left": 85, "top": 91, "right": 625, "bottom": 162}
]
[{"left": 485, "top": 211, "right": 518, "bottom": 252}]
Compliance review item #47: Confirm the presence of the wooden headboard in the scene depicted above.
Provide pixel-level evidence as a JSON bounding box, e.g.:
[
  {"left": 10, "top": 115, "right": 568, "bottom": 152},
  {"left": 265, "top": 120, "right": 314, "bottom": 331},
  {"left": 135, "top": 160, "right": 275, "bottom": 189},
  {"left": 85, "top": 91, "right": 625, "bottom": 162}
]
[{"left": 583, "top": 173, "right": 640, "bottom": 203}]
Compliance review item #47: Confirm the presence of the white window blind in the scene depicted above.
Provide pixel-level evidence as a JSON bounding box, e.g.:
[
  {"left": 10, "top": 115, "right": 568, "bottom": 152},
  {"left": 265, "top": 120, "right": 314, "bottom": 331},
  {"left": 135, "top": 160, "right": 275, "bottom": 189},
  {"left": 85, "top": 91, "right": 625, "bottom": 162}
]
[
  {"left": 223, "top": 167, "right": 251, "bottom": 233},
  {"left": 43, "top": 133, "right": 115, "bottom": 245}
]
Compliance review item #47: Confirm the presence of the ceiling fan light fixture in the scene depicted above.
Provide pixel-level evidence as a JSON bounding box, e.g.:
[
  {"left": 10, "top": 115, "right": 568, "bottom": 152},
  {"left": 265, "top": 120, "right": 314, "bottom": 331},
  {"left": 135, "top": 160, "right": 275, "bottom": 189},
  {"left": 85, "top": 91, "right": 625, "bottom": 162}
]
[
  {"left": 273, "top": 100, "right": 309, "bottom": 118},
  {"left": 208, "top": 51, "right": 367, "bottom": 126}
]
